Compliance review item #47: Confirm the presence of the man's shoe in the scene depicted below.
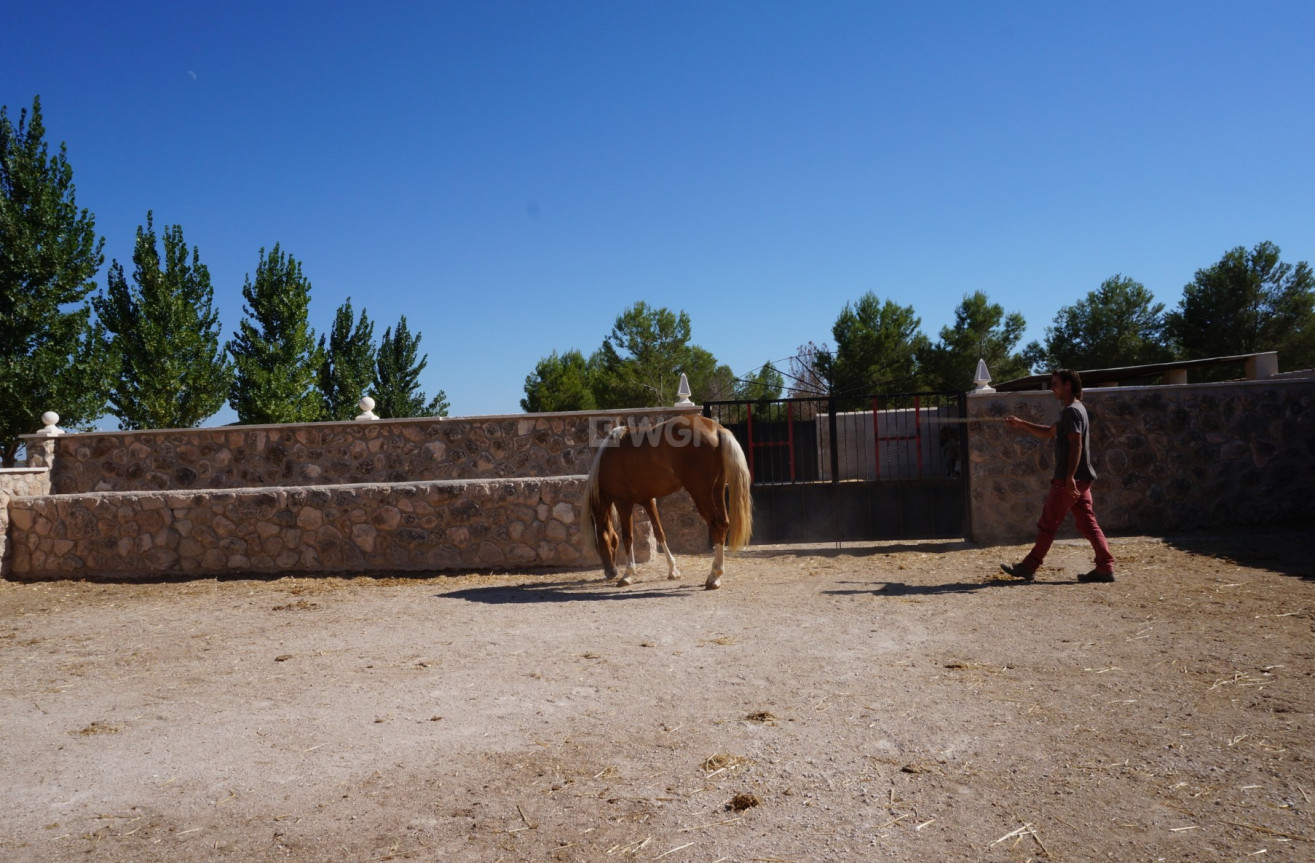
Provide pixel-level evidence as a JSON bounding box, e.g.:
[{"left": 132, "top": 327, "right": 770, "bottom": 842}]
[
  {"left": 1077, "top": 569, "right": 1115, "bottom": 583},
  {"left": 999, "top": 563, "right": 1035, "bottom": 581}
]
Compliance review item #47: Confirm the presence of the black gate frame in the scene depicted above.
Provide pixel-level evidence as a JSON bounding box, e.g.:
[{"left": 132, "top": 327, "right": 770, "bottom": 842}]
[{"left": 702, "top": 391, "right": 970, "bottom": 544}]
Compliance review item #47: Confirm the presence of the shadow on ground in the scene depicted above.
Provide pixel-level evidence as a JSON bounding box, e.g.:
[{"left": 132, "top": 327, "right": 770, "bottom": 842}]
[
  {"left": 1160, "top": 523, "right": 1313, "bottom": 581},
  {"left": 441, "top": 577, "right": 697, "bottom": 604}
]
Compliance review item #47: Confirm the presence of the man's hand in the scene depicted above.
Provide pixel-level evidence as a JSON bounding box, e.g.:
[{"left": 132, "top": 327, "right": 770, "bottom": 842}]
[{"left": 1065, "top": 477, "right": 1079, "bottom": 499}]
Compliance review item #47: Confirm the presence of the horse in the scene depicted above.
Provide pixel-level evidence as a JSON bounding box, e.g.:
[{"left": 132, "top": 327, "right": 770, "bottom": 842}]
[{"left": 585, "top": 414, "right": 753, "bottom": 590}]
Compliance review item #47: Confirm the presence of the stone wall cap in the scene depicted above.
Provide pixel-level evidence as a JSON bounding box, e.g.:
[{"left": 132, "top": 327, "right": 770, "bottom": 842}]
[
  {"left": 15, "top": 474, "right": 592, "bottom": 502},
  {"left": 14, "top": 405, "right": 702, "bottom": 443}
]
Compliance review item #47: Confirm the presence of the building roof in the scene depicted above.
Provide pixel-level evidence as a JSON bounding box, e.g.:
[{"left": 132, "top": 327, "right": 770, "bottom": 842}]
[{"left": 991, "top": 353, "right": 1281, "bottom": 392}]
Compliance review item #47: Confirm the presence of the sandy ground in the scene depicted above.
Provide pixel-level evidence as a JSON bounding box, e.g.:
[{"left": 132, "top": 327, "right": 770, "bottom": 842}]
[{"left": 1, "top": 528, "right": 1312, "bottom": 863}]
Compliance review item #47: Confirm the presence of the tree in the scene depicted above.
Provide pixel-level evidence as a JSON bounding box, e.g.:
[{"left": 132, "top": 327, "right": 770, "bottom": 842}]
[
  {"left": 0, "top": 96, "right": 113, "bottom": 465},
  {"left": 681, "top": 346, "right": 737, "bottom": 404},
  {"left": 592, "top": 301, "right": 696, "bottom": 407},
  {"left": 815, "top": 292, "right": 927, "bottom": 404},
  {"left": 521, "top": 349, "right": 597, "bottom": 412},
  {"left": 1163, "top": 242, "right": 1315, "bottom": 371},
  {"left": 317, "top": 298, "right": 375, "bottom": 420},
  {"left": 918, "top": 291, "right": 1031, "bottom": 391},
  {"left": 734, "top": 362, "right": 784, "bottom": 403},
  {"left": 226, "top": 244, "right": 324, "bottom": 424},
  {"left": 93, "top": 213, "right": 231, "bottom": 429},
  {"left": 1022, "top": 275, "right": 1171, "bottom": 373},
  {"left": 786, "top": 341, "right": 830, "bottom": 397},
  {"left": 373, "top": 315, "right": 448, "bottom": 418}
]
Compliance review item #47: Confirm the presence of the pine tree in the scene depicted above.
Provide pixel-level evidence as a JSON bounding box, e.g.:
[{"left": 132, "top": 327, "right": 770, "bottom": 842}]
[
  {"left": 226, "top": 245, "right": 324, "bottom": 424},
  {"left": 373, "top": 315, "right": 448, "bottom": 418},
  {"left": 317, "top": 298, "right": 375, "bottom": 420},
  {"left": 94, "top": 213, "right": 231, "bottom": 429},
  {"left": 0, "top": 96, "right": 113, "bottom": 465}
]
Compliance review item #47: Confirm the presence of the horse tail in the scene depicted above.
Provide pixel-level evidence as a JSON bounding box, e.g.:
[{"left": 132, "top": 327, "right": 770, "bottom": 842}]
[
  {"left": 719, "top": 427, "right": 753, "bottom": 550},
  {"left": 584, "top": 441, "right": 605, "bottom": 554},
  {"left": 583, "top": 425, "right": 624, "bottom": 554}
]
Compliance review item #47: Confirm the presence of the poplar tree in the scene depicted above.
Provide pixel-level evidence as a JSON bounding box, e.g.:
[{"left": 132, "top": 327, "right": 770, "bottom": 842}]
[
  {"left": 317, "top": 298, "right": 375, "bottom": 420},
  {"left": 226, "top": 245, "right": 324, "bottom": 423},
  {"left": 0, "top": 96, "right": 112, "bottom": 464},
  {"left": 94, "top": 213, "right": 231, "bottom": 429},
  {"left": 372, "top": 315, "right": 448, "bottom": 418}
]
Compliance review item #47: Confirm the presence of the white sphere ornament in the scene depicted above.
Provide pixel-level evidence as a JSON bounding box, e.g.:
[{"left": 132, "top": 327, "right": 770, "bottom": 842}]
[
  {"left": 355, "top": 396, "right": 380, "bottom": 421},
  {"left": 37, "top": 411, "right": 65, "bottom": 436}
]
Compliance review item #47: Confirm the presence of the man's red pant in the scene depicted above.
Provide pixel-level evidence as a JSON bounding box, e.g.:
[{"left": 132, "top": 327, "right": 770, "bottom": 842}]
[{"left": 1021, "top": 479, "right": 1115, "bottom": 574}]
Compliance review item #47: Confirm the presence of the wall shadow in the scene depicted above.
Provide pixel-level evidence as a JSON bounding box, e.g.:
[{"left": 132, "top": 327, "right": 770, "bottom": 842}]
[{"left": 1161, "top": 524, "right": 1313, "bottom": 582}]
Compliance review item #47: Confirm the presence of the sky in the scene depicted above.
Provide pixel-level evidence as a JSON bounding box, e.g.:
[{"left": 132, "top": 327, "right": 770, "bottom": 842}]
[{"left": 5, "top": 1, "right": 1314, "bottom": 424}]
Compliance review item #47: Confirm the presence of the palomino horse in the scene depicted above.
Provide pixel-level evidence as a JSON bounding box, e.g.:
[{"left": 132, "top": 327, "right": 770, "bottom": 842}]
[{"left": 585, "top": 414, "right": 753, "bottom": 590}]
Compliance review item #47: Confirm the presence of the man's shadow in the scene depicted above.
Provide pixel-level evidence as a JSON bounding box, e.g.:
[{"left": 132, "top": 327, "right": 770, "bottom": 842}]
[{"left": 825, "top": 577, "right": 1069, "bottom": 597}]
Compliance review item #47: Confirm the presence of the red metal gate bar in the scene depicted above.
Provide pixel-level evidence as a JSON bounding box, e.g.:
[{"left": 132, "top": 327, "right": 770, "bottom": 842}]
[
  {"left": 872, "top": 396, "right": 924, "bottom": 479},
  {"left": 745, "top": 402, "right": 797, "bottom": 483}
]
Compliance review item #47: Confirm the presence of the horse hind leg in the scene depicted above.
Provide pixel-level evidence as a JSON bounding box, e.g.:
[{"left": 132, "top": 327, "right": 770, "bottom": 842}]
[
  {"left": 641, "top": 498, "right": 681, "bottom": 581},
  {"left": 692, "top": 488, "right": 731, "bottom": 590},
  {"left": 617, "top": 505, "right": 641, "bottom": 586}
]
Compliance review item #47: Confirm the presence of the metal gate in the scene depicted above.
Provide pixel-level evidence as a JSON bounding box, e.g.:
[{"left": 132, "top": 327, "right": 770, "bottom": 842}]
[{"left": 702, "top": 392, "right": 969, "bottom": 544}]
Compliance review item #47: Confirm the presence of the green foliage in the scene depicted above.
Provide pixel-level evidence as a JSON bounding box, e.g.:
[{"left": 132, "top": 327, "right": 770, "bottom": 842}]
[
  {"left": 815, "top": 292, "right": 928, "bottom": 404},
  {"left": 681, "top": 345, "right": 737, "bottom": 404},
  {"left": 592, "top": 302, "right": 696, "bottom": 407},
  {"left": 1022, "top": 275, "right": 1171, "bottom": 373},
  {"left": 317, "top": 298, "right": 376, "bottom": 420},
  {"left": 918, "top": 291, "right": 1031, "bottom": 391},
  {"left": 373, "top": 315, "right": 448, "bottom": 418},
  {"left": 522, "top": 302, "right": 735, "bottom": 411},
  {"left": 1164, "top": 242, "right": 1315, "bottom": 371},
  {"left": 734, "top": 362, "right": 784, "bottom": 403},
  {"left": 0, "top": 96, "right": 112, "bottom": 464},
  {"left": 226, "top": 245, "right": 325, "bottom": 424},
  {"left": 94, "top": 213, "right": 231, "bottom": 429},
  {"left": 521, "top": 349, "right": 597, "bottom": 412}
]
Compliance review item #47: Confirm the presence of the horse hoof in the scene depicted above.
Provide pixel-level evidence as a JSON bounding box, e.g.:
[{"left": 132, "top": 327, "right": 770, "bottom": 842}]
[
  {"left": 704, "top": 579, "right": 721, "bottom": 590},
  {"left": 618, "top": 575, "right": 634, "bottom": 587},
  {"left": 667, "top": 571, "right": 681, "bottom": 581}
]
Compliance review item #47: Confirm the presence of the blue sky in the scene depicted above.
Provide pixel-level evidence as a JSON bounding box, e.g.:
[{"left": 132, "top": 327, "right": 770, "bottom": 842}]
[{"left": 5, "top": 2, "right": 1313, "bottom": 422}]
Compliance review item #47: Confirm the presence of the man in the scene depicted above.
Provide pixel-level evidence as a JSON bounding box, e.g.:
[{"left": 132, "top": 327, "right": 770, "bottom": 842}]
[{"left": 999, "top": 369, "right": 1116, "bottom": 583}]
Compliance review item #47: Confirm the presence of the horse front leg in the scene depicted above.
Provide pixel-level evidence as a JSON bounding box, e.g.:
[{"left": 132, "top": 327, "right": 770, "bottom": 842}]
[{"left": 640, "top": 498, "right": 681, "bottom": 581}]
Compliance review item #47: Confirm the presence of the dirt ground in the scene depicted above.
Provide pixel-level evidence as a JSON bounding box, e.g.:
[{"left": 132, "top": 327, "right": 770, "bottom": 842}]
[{"left": 1, "top": 528, "right": 1312, "bottom": 863}]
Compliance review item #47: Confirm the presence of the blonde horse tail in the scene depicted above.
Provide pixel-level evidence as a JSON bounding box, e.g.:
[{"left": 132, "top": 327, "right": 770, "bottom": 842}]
[
  {"left": 719, "top": 428, "right": 753, "bottom": 550},
  {"left": 583, "top": 441, "right": 607, "bottom": 555}
]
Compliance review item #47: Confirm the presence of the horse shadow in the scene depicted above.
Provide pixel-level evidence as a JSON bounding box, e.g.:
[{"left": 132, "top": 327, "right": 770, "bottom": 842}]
[{"left": 440, "top": 577, "right": 696, "bottom": 605}]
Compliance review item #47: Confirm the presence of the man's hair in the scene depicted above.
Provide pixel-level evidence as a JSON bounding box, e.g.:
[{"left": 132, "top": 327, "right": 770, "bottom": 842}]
[{"left": 1051, "top": 368, "right": 1083, "bottom": 398}]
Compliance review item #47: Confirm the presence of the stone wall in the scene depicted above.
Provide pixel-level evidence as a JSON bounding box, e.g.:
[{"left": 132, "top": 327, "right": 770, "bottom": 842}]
[
  {"left": 7, "top": 477, "right": 595, "bottom": 579},
  {"left": 3, "top": 408, "right": 715, "bottom": 581},
  {"left": 33, "top": 408, "right": 695, "bottom": 495},
  {"left": 967, "top": 379, "right": 1315, "bottom": 544},
  {"left": 0, "top": 468, "right": 51, "bottom": 572}
]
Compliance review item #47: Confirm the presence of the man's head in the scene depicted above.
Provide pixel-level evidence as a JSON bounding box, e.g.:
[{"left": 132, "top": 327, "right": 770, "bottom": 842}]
[{"left": 1049, "top": 369, "right": 1083, "bottom": 401}]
